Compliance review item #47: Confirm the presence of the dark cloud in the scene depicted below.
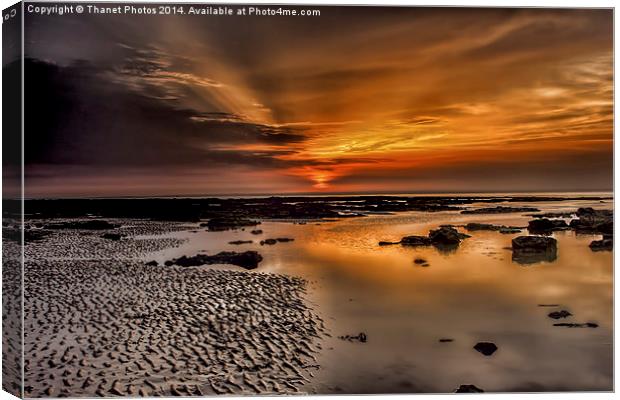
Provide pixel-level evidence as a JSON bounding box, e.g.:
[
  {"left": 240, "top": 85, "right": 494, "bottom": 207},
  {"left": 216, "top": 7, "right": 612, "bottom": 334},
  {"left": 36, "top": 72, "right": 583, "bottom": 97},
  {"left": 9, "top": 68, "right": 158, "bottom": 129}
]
[{"left": 23, "top": 58, "right": 307, "bottom": 172}]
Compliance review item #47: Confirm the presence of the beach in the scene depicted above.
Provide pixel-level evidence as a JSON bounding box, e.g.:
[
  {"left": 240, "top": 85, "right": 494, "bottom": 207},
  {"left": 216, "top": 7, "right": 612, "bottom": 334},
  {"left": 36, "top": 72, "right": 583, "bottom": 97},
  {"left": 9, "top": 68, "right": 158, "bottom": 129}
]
[{"left": 4, "top": 194, "right": 613, "bottom": 395}]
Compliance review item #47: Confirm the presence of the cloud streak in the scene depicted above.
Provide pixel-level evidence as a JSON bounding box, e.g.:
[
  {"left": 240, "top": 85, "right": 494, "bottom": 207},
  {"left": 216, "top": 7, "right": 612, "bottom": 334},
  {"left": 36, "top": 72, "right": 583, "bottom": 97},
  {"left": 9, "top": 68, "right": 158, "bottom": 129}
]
[{"left": 20, "top": 7, "right": 613, "bottom": 196}]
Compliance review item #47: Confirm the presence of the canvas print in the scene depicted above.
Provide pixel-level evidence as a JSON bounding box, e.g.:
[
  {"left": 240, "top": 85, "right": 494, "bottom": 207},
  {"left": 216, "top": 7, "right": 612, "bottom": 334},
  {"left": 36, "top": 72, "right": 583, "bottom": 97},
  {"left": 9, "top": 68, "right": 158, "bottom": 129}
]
[{"left": 2, "top": 3, "right": 614, "bottom": 397}]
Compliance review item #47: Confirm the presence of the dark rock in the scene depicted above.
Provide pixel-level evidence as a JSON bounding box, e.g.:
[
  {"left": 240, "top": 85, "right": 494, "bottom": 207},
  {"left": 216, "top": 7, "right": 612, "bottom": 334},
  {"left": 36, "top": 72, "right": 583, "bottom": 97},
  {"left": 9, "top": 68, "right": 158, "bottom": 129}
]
[
  {"left": 101, "top": 233, "right": 123, "bottom": 241},
  {"left": 461, "top": 206, "right": 539, "bottom": 215},
  {"left": 205, "top": 217, "right": 260, "bottom": 231},
  {"left": 44, "top": 220, "right": 118, "bottom": 230},
  {"left": 145, "top": 260, "right": 158, "bottom": 266},
  {"left": 465, "top": 223, "right": 501, "bottom": 231},
  {"left": 589, "top": 236, "right": 612, "bottom": 251},
  {"left": 414, "top": 257, "right": 428, "bottom": 265},
  {"left": 473, "top": 342, "right": 497, "bottom": 356},
  {"left": 338, "top": 332, "right": 367, "bottom": 343},
  {"left": 429, "top": 226, "right": 462, "bottom": 245},
  {"left": 438, "top": 338, "right": 454, "bottom": 343},
  {"left": 528, "top": 212, "right": 575, "bottom": 218},
  {"left": 400, "top": 236, "right": 432, "bottom": 246},
  {"left": 548, "top": 310, "right": 572, "bottom": 319},
  {"left": 379, "top": 241, "right": 401, "bottom": 246},
  {"left": 276, "top": 238, "right": 294, "bottom": 242},
  {"left": 499, "top": 227, "right": 522, "bottom": 234},
  {"left": 454, "top": 384, "right": 484, "bottom": 393},
  {"left": 169, "top": 251, "right": 263, "bottom": 270},
  {"left": 164, "top": 260, "right": 174, "bottom": 266},
  {"left": 228, "top": 240, "right": 253, "bottom": 245},
  {"left": 553, "top": 322, "right": 598, "bottom": 328},
  {"left": 528, "top": 218, "right": 568, "bottom": 233},
  {"left": 512, "top": 235, "right": 557, "bottom": 251},
  {"left": 260, "top": 239, "right": 277, "bottom": 246},
  {"left": 570, "top": 208, "right": 613, "bottom": 235},
  {"left": 250, "top": 229, "right": 263, "bottom": 235},
  {"left": 511, "top": 236, "right": 558, "bottom": 265}
]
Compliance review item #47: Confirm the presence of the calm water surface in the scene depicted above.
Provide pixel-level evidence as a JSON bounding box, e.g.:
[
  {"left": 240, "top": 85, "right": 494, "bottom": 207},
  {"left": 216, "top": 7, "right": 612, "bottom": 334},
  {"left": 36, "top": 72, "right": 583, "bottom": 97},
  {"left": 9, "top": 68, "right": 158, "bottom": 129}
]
[{"left": 144, "top": 197, "right": 613, "bottom": 393}]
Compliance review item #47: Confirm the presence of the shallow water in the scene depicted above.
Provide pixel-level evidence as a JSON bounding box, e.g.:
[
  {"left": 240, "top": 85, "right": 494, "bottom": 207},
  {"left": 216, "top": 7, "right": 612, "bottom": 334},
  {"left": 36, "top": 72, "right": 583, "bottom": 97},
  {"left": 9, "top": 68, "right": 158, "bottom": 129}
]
[{"left": 143, "top": 197, "right": 613, "bottom": 393}]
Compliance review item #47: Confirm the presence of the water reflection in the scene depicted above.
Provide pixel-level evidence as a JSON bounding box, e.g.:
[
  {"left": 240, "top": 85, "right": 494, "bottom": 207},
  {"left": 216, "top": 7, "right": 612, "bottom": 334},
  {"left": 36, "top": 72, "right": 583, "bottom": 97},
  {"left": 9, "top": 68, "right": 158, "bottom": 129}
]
[
  {"left": 512, "top": 248, "right": 558, "bottom": 265},
  {"left": 145, "top": 198, "right": 612, "bottom": 393}
]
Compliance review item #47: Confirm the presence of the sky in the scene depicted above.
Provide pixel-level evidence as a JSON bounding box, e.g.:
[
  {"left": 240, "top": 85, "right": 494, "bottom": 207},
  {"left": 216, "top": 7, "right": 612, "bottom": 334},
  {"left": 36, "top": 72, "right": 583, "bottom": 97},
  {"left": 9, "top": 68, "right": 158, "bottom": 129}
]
[{"left": 18, "top": 6, "right": 613, "bottom": 197}]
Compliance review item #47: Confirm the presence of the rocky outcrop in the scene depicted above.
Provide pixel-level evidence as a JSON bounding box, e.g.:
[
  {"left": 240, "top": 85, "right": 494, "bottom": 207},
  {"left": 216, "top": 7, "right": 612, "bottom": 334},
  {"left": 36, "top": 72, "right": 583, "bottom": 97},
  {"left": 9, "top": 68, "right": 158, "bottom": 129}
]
[
  {"left": 465, "top": 223, "right": 522, "bottom": 233},
  {"left": 461, "top": 206, "right": 539, "bottom": 214},
  {"left": 429, "top": 226, "right": 469, "bottom": 245},
  {"left": 229, "top": 240, "right": 253, "bottom": 245},
  {"left": 553, "top": 322, "right": 598, "bottom": 328},
  {"left": 569, "top": 208, "right": 613, "bottom": 235},
  {"left": 203, "top": 218, "right": 260, "bottom": 232},
  {"left": 454, "top": 384, "right": 484, "bottom": 393},
  {"left": 101, "top": 233, "right": 123, "bottom": 241},
  {"left": 400, "top": 236, "right": 432, "bottom": 246},
  {"left": 527, "top": 218, "right": 569, "bottom": 233},
  {"left": 548, "top": 310, "right": 572, "bottom": 319},
  {"left": 589, "top": 235, "right": 613, "bottom": 251},
  {"left": 384, "top": 226, "right": 469, "bottom": 249},
  {"left": 338, "top": 332, "right": 367, "bottom": 343},
  {"left": 511, "top": 236, "right": 558, "bottom": 265},
  {"left": 166, "top": 251, "right": 263, "bottom": 270},
  {"left": 473, "top": 342, "right": 497, "bottom": 356}
]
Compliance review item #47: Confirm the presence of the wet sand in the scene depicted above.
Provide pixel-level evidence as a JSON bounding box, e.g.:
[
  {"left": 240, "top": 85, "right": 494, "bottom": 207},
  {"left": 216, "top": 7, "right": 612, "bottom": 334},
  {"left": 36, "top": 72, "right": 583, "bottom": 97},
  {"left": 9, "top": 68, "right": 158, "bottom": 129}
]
[
  {"left": 6, "top": 194, "right": 613, "bottom": 395},
  {"left": 21, "top": 220, "right": 326, "bottom": 397}
]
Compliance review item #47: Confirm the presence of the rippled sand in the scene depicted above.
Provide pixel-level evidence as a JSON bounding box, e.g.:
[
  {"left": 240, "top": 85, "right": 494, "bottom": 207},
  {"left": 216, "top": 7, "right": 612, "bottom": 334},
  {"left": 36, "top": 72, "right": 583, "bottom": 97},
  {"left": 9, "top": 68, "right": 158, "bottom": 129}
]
[{"left": 18, "top": 220, "right": 326, "bottom": 397}]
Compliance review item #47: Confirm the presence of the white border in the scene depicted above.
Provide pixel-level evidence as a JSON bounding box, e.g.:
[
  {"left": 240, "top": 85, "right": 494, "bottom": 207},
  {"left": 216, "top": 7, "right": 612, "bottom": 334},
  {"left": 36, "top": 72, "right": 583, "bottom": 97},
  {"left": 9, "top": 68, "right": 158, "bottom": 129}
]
[{"left": 0, "top": 1, "right": 616, "bottom": 400}]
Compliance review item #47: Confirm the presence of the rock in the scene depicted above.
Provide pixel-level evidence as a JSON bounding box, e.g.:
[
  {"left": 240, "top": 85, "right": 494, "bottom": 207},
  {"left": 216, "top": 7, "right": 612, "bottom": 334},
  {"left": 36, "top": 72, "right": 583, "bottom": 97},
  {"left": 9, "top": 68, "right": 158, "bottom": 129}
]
[
  {"left": 461, "top": 206, "right": 539, "bottom": 214},
  {"left": 527, "top": 218, "right": 568, "bottom": 233},
  {"left": 465, "top": 223, "right": 522, "bottom": 234},
  {"left": 101, "top": 233, "right": 123, "bottom": 241},
  {"left": 413, "top": 258, "right": 428, "bottom": 265},
  {"left": 260, "top": 239, "right": 277, "bottom": 246},
  {"left": 400, "top": 236, "right": 432, "bottom": 246},
  {"left": 454, "top": 384, "right": 484, "bottom": 393},
  {"left": 499, "top": 227, "right": 522, "bottom": 234},
  {"left": 528, "top": 212, "right": 575, "bottom": 218},
  {"left": 228, "top": 240, "right": 253, "bottom": 245},
  {"left": 589, "top": 236, "right": 612, "bottom": 251},
  {"left": 465, "top": 223, "right": 501, "bottom": 231},
  {"left": 429, "top": 228, "right": 460, "bottom": 245},
  {"left": 250, "top": 229, "right": 263, "bottom": 235},
  {"left": 512, "top": 236, "right": 558, "bottom": 264},
  {"left": 276, "top": 238, "right": 294, "bottom": 242},
  {"left": 429, "top": 226, "right": 465, "bottom": 246},
  {"left": 204, "top": 217, "right": 260, "bottom": 231},
  {"left": 548, "top": 310, "right": 572, "bottom": 319},
  {"left": 473, "top": 342, "right": 497, "bottom": 356},
  {"left": 338, "top": 332, "right": 367, "bottom": 343},
  {"left": 553, "top": 322, "right": 598, "bottom": 328},
  {"left": 169, "top": 251, "right": 263, "bottom": 270},
  {"left": 378, "top": 241, "right": 400, "bottom": 246},
  {"left": 145, "top": 260, "right": 158, "bottom": 266},
  {"left": 438, "top": 338, "right": 454, "bottom": 343},
  {"left": 512, "top": 236, "right": 557, "bottom": 251},
  {"left": 570, "top": 208, "right": 613, "bottom": 234}
]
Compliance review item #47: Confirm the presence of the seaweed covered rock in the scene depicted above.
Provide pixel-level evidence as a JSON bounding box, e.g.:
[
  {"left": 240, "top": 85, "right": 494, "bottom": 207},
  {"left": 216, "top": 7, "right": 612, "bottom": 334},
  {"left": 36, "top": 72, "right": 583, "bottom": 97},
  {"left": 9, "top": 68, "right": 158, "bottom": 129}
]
[
  {"left": 527, "top": 218, "right": 568, "bottom": 233},
  {"left": 589, "top": 235, "right": 613, "bottom": 252},
  {"left": 511, "top": 236, "right": 558, "bottom": 264},
  {"left": 168, "top": 251, "right": 263, "bottom": 270}
]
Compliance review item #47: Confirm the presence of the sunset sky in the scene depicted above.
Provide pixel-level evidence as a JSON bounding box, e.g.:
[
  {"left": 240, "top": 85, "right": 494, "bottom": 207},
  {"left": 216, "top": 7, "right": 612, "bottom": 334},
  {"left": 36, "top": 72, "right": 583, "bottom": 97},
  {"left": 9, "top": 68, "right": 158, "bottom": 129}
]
[{"left": 21, "top": 7, "right": 613, "bottom": 197}]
